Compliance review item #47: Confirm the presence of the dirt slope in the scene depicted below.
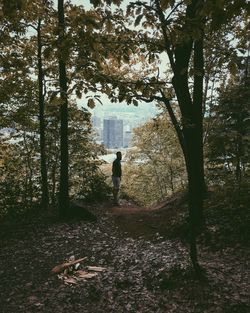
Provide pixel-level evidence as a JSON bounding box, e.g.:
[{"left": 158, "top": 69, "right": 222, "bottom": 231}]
[{"left": 0, "top": 198, "right": 249, "bottom": 313}]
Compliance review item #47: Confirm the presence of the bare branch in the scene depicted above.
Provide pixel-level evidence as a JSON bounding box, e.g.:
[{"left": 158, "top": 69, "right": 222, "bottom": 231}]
[
  {"left": 154, "top": 0, "right": 175, "bottom": 70},
  {"left": 129, "top": 1, "right": 157, "bottom": 13},
  {"left": 165, "top": 1, "right": 183, "bottom": 22},
  {"left": 159, "top": 89, "right": 187, "bottom": 162}
]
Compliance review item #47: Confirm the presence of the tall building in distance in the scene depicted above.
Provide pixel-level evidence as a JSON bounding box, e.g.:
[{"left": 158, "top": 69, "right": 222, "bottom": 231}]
[
  {"left": 89, "top": 102, "right": 159, "bottom": 148},
  {"left": 92, "top": 115, "right": 103, "bottom": 142},
  {"left": 103, "top": 118, "right": 123, "bottom": 149},
  {"left": 123, "top": 130, "right": 132, "bottom": 148}
]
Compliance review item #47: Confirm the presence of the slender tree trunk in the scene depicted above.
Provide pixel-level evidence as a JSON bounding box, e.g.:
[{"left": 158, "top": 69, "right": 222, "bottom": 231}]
[
  {"left": 23, "top": 131, "right": 34, "bottom": 206},
  {"left": 58, "top": 0, "right": 69, "bottom": 217},
  {"left": 37, "top": 18, "right": 49, "bottom": 209},
  {"left": 235, "top": 136, "right": 242, "bottom": 184},
  {"left": 193, "top": 37, "right": 206, "bottom": 197},
  {"left": 51, "top": 150, "right": 59, "bottom": 205},
  {"left": 203, "top": 78, "right": 215, "bottom": 145},
  {"left": 169, "top": 163, "right": 174, "bottom": 193},
  {"left": 51, "top": 163, "right": 57, "bottom": 205}
]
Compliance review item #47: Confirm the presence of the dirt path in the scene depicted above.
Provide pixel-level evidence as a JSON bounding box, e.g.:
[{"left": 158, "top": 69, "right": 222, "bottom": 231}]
[
  {"left": 110, "top": 199, "right": 170, "bottom": 215},
  {"left": 0, "top": 200, "right": 249, "bottom": 313}
]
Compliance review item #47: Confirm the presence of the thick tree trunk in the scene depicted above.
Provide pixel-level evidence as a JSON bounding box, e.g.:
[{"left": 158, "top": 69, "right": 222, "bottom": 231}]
[
  {"left": 58, "top": 0, "right": 69, "bottom": 217},
  {"left": 184, "top": 126, "right": 204, "bottom": 270},
  {"left": 172, "top": 31, "right": 205, "bottom": 273},
  {"left": 167, "top": 0, "right": 206, "bottom": 274},
  {"left": 173, "top": 74, "right": 204, "bottom": 270},
  {"left": 37, "top": 18, "right": 49, "bottom": 209}
]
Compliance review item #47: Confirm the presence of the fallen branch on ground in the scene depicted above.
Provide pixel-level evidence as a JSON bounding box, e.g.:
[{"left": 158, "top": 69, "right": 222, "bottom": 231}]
[{"left": 52, "top": 257, "right": 87, "bottom": 274}]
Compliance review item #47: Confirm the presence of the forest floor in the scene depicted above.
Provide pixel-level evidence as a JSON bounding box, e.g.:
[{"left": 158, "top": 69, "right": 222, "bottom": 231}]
[{"left": 0, "top": 193, "right": 249, "bottom": 313}]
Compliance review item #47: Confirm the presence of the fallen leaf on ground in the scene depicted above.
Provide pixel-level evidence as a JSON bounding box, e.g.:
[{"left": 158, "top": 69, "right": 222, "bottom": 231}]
[
  {"left": 76, "top": 272, "right": 98, "bottom": 279},
  {"left": 87, "top": 266, "right": 106, "bottom": 272},
  {"left": 64, "top": 277, "right": 78, "bottom": 284}
]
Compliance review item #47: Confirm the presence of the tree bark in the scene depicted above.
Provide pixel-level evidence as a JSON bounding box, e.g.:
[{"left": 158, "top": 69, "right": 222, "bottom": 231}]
[
  {"left": 170, "top": 0, "right": 205, "bottom": 272},
  {"left": 37, "top": 18, "right": 49, "bottom": 209},
  {"left": 172, "top": 72, "right": 204, "bottom": 267},
  {"left": 58, "top": 0, "right": 69, "bottom": 217},
  {"left": 193, "top": 37, "right": 206, "bottom": 196}
]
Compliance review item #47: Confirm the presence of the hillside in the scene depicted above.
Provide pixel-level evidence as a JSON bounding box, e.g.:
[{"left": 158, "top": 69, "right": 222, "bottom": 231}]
[{"left": 0, "top": 193, "right": 249, "bottom": 313}]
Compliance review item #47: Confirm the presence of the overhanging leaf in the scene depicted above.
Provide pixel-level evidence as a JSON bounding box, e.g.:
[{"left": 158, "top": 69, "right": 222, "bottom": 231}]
[{"left": 87, "top": 98, "right": 95, "bottom": 109}]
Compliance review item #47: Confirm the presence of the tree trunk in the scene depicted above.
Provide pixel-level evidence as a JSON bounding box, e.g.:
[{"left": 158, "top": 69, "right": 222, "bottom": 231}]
[
  {"left": 171, "top": 15, "right": 205, "bottom": 272},
  {"left": 58, "top": 0, "right": 69, "bottom": 217},
  {"left": 173, "top": 74, "right": 205, "bottom": 270},
  {"left": 184, "top": 126, "right": 204, "bottom": 270},
  {"left": 193, "top": 37, "right": 206, "bottom": 196},
  {"left": 51, "top": 151, "right": 59, "bottom": 205},
  {"left": 23, "top": 131, "right": 34, "bottom": 207},
  {"left": 37, "top": 18, "right": 49, "bottom": 209}
]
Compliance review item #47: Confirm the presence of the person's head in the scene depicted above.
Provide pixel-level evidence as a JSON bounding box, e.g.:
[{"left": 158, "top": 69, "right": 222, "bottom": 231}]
[{"left": 116, "top": 151, "right": 122, "bottom": 160}]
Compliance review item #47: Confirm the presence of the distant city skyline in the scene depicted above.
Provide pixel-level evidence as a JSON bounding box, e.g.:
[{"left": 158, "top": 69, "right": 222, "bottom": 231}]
[{"left": 90, "top": 102, "right": 155, "bottom": 148}]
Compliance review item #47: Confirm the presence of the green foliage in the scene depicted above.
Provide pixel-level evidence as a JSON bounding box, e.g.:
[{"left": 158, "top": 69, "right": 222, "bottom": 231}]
[
  {"left": 0, "top": 1, "right": 113, "bottom": 217},
  {"left": 66, "top": 105, "right": 110, "bottom": 202},
  {"left": 46, "top": 103, "right": 110, "bottom": 203},
  {"left": 202, "top": 179, "right": 250, "bottom": 248},
  {"left": 0, "top": 80, "right": 41, "bottom": 216},
  {"left": 206, "top": 75, "right": 250, "bottom": 185},
  {"left": 0, "top": 0, "right": 248, "bottom": 220},
  {"left": 122, "top": 113, "right": 186, "bottom": 205},
  {"left": 0, "top": 132, "right": 41, "bottom": 217},
  {"left": 0, "top": 97, "right": 109, "bottom": 217}
]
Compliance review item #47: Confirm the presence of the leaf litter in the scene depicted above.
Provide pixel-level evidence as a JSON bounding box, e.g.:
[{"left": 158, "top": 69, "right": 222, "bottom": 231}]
[
  {"left": 54, "top": 255, "right": 106, "bottom": 284},
  {"left": 0, "top": 199, "right": 249, "bottom": 313}
]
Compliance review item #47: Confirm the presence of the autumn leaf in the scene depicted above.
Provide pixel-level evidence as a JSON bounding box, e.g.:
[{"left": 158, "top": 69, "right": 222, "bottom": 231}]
[
  {"left": 133, "top": 99, "right": 139, "bottom": 106},
  {"left": 87, "top": 98, "right": 95, "bottom": 109},
  {"left": 76, "top": 271, "right": 98, "bottom": 279},
  {"left": 76, "top": 89, "right": 82, "bottom": 99},
  {"left": 64, "top": 277, "right": 78, "bottom": 284},
  {"left": 228, "top": 61, "right": 237, "bottom": 76},
  {"left": 160, "top": 0, "right": 169, "bottom": 11},
  {"left": 135, "top": 14, "right": 143, "bottom": 27},
  {"left": 87, "top": 266, "right": 106, "bottom": 272}
]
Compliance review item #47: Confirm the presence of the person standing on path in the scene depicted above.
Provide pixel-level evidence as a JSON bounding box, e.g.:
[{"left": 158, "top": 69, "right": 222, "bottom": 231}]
[{"left": 112, "top": 151, "right": 122, "bottom": 205}]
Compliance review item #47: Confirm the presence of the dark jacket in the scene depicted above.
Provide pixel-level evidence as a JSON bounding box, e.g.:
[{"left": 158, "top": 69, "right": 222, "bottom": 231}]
[{"left": 112, "top": 158, "right": 122, "bottom": 177}]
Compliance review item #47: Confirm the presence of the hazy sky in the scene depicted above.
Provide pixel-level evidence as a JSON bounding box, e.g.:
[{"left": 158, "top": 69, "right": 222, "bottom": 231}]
[
  {"left": 70, "top": 0, "right": 91, "bottom": 7},
  {"left": 79, "top": 93, "right": 159, "bottom": 117}
]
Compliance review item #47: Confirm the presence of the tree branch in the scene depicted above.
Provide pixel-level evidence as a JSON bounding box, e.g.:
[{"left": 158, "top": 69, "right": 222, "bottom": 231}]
[
  {"left": 159, "top": 89, "right": 188, "bottom": 163},
  {"left": 165, "top": 1, "right": 184, "bottom": 22},
  {"left": 154, "top": 0, "right": 175, "bottom": 70}
]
